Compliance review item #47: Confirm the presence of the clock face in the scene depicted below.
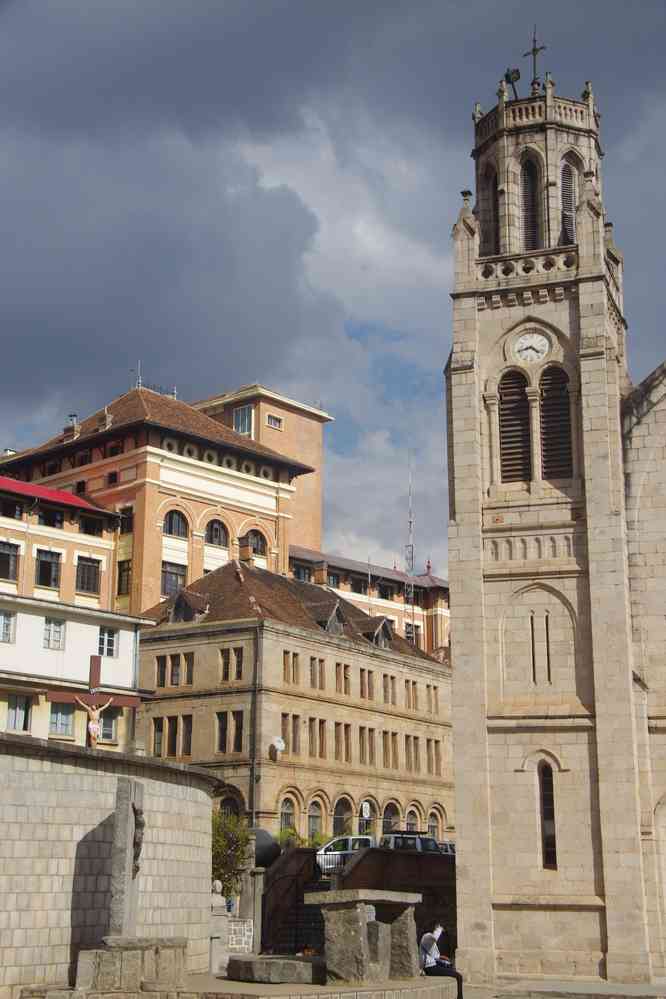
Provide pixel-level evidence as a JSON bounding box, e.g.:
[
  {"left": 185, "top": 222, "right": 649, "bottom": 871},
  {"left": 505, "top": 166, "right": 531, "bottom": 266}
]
[{"left": 515, "top": 331, "right": 550, "bottom": 363}]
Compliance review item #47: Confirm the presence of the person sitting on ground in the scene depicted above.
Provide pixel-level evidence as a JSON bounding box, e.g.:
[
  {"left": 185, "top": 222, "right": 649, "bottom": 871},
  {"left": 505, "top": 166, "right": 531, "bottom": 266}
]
[{"left": 418, "top": 921, "right": 463, "bottom": 999}]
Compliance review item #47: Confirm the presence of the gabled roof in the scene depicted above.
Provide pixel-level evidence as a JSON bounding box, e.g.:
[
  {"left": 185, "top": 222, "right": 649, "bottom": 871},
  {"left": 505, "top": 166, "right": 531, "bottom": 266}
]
[
  {"left": 0, "top": 387, "right": 313, "bottom": 475},
  {"left": 289, "top": 544, "right": 448, "bottom": 590},
  {"left": 0, "top": 474, "right": 113, "bottom": 515},
  {"left": 144, "top": 561, "right": 440, "bottom": 664}
]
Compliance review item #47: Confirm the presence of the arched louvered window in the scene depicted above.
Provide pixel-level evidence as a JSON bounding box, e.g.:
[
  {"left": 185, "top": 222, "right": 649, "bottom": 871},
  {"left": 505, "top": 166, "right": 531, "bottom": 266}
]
[
  {"left": 205, "top": 519, "right": 229, "bottom": 547},
  {"left": 540, "top": 366, "right": 573, "bottom": 480},
  {"left": 479, "top": 166, "right": 500, "bottom": 256},
  {"left": 538, "top": 762, "right": 557, "bottom": 869},
  {"left": 163, "top": 510, "right": 188, "bottom": 538},
  {"left": 499, "top": 371, "right": 531, "bottom": 482},
  {"left": 560, "top": 162, "right": 578, "bottom": 245},
  {"left": 520, "top": 158, "right": 541, "bottom": 251}
]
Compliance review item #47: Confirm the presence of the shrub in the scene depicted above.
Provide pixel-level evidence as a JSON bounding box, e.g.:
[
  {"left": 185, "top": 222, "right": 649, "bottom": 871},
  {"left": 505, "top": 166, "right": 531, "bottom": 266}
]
[{"left": 211, "top": 811, "right": 251, "bottom": 897}]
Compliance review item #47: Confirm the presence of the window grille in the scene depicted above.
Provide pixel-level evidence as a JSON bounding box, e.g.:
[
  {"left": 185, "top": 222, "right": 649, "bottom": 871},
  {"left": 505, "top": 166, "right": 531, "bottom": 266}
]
[
  {"left": 499, "top": 370, "right": 531, "bottom": 482},
  {"left": 98, "top": 626, "right": 117, "bottom": 657},
  {"left": 50, "top": 703, "right": 73, "bottom": 737},
  {"left": 0, "top": 541, "right": 19, "bottom": 581},
  {"left": 205, "top": 519, "right": 228, "bottom": 547},
  {"left": 35, "top": 550, "right": 61, "bottom": 588},
  {"left": 8, "top": 694, "right": 31, "bottom": 732},
  {"left": 560, "top": 162, "right": 577, "bottom": 245},
  {"left": 76, "top": 557, "right": 100, "bottom": 594},
  {"left": 540, "top": 367, "right": 573, "bottom": 480},
  {"left": 163, "top": 510, "right": 188, "bottom": 538},
  {"left": 520, "top": 159, "right": 541, "bottom": 251},
  {"left": 43, "top": 617, "right": 65, "bottom": 650},
  {"left": 244, "top": 530, "right": 266, "bottom": 556}
]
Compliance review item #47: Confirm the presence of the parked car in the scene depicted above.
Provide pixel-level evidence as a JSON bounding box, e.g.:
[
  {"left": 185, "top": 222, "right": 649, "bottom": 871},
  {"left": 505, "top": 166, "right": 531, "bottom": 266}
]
[
  {"left": 316, "top": 834, "right": 374, "bottom": 873},
  {"left": 378, "top": 830, "right": 441, "bottom": 853},
  {"left": 439, "top": 840, "right": 456, "bottom": 856}
]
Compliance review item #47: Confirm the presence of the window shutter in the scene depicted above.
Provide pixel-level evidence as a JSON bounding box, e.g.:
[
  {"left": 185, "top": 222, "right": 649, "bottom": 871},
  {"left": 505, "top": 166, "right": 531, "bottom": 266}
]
[
  {"left": 480, "top": 168, "right": 500, "bottom": 256},
  {"left": 499, "top": 371, "right": 531, "bottom": 482},
  {"left": 560, "top": 163, "right": 576, "bottom": 245},
  {"left": 540, "top": 366, "right": 573, "bottom": 479},
  {"left": 520, "top": 160, "right": 540, "bottom": 251}
]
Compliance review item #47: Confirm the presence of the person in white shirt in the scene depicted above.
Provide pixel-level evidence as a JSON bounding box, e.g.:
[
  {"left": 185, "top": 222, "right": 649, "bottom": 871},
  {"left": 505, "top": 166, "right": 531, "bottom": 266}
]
[{"left": 418, "top": 922, "right": 463, "bottom": 999}]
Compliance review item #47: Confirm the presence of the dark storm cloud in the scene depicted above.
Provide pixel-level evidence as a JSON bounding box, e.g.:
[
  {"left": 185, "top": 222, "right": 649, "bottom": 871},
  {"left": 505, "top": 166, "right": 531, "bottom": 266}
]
[{"left": 1, "top": 0, "right": 665, "bottom": 569}]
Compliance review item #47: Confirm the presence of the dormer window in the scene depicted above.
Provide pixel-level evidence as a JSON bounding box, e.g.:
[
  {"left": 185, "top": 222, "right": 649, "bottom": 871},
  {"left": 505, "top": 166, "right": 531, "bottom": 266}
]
[{"left": 233, "top": 404, "right": 253, "bottom": 437}]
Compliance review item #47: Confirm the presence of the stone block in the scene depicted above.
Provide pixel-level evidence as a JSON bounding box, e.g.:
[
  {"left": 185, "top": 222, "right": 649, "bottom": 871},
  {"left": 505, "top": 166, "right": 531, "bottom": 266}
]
[{"left": 96, "top": 951, "right": 121, "bottom": 992}]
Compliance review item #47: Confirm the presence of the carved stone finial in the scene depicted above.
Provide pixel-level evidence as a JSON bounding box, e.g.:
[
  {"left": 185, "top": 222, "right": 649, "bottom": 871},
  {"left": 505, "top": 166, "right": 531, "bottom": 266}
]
[
  {"left": 582, "top": 80, "right": 593, "bottom": 101},
  {"left": 473, "top": 101, "right": 483, "bottom": 123},
  {"left": 545, "top": 71, "right": 555, "bottom": 91},
  {"left": 461, "top": 190, "right": 473, "bottom": 214},
  {"left": 497, "top": 79, "right": 507, "bottom": 102}
]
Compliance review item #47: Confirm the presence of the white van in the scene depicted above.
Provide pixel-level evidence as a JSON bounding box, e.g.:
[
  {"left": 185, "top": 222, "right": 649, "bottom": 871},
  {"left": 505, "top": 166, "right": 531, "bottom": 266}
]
[{"left": 316, "top": 834, "right": 374, "bottom": 873}]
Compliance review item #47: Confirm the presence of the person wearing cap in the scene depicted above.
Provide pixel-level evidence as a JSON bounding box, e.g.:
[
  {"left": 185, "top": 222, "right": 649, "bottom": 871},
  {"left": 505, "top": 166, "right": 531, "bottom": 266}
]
[{"left": 418, "top": 922, "right": 463, "bottom": 999}]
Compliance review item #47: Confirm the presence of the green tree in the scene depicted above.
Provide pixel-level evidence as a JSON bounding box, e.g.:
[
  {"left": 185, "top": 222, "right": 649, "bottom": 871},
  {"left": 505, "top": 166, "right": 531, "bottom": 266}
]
[{"left": 211, "top": 811, "right": 251, "bottom": 897}]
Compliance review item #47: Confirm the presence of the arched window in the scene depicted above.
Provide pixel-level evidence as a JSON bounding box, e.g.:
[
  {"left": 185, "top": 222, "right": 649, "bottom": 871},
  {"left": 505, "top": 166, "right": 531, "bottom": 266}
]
[
  {"left": 540, "top": 367, "right": 573, "bottom": 480},
  {"left": 560, "top": 160, "right": 578, "bottom": 245},
  {"left": 538, "top": 762, "right": 557, "bottom": 869},
  {"left": 308, "top": 800, "right": 323, "bottom": 842},
  {"left": 406, "top": 809, "right": 418, "bottom": 832},
  {"left": 280, "top": 796, "right": 296, "bottom": 832},
  {"left": 359, "top": 800, "right": 376, "bottom": 836},
  {"left": 479, "top": 165, "right": 500, "bottom": 257},
  {"left": 382, "top": 802, "right": 400, "bottom": 834},
  {"left": 244, "top": 530, "right": 267, "bottom": 556},
  {"left": 163, "top": 510, "right": 188, "bottom": 538},
  {"left": 499, "top": 370, "right": 531, "bottom": 482},
  {"left": 428, "top": 812, "right": 440, "bottom": 841},
  {"left": 333, "top": 797, "right": 353, "bottom": 836},
  {"left": 520, "top": 158, "right": 541, "bottom": 251},
  {"left": 220, "top": 796, "right": 240, "bottom": 819},
  {"left": 205, "top": 519, "right": 229, "bottom": 547}
]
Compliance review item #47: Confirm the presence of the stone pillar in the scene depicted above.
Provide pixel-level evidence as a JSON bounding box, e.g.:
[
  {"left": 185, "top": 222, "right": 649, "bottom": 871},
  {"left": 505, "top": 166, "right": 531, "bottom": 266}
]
[
  {"left": 526, "top": 386, "right": 542, "bottom": 487},
  {"left": 108, "top": 777, "right": 144, "bottom": 938}
]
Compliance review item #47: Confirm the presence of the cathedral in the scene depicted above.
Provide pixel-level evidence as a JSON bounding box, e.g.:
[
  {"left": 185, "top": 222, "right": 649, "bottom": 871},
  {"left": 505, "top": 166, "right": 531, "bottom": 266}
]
[{"left": 447, "top": 68, "right": 666, "bottom": 984}]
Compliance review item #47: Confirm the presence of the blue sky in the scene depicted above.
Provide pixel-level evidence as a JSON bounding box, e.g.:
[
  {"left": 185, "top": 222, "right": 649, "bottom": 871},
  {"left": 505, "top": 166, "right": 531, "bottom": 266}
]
[{"left": 1, "top": 0, "right": 665, "bottom": 574}]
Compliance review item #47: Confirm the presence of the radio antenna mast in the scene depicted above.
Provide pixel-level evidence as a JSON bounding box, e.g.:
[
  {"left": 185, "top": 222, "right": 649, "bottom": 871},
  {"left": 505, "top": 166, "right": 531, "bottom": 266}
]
[{"left": 404, "top": 453, "right": 416, "bottom": 645}]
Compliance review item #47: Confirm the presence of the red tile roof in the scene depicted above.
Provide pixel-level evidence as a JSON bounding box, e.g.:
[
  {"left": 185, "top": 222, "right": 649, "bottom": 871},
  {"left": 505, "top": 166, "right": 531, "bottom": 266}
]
[
  {"left": 144, "top": 560, "right": 441, "bottom": 665},
  {"left": 0, "top": 475, "right": 113, "bottom": 514},
  {"left": 0, "top": 387, "right": 313, "bottom": 474}
]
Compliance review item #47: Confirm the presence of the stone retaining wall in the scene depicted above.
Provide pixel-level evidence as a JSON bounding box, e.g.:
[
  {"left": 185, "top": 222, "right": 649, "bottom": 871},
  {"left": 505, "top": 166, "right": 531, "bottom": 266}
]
[{"left": 0, "top": 733, "right": 221, "bottom": 999}]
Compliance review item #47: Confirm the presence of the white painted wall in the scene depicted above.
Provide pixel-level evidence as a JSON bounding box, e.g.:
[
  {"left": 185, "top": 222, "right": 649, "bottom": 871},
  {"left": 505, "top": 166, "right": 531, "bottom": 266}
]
[{"left": 0, "top": 600, "right": 137, "bottom": 690}]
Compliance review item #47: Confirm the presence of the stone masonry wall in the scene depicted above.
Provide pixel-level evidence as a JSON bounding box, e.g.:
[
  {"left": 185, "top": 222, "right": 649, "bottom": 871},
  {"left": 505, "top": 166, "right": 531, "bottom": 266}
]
[{"left": 0, "top": 734, "right": 218, "bottom": 999}]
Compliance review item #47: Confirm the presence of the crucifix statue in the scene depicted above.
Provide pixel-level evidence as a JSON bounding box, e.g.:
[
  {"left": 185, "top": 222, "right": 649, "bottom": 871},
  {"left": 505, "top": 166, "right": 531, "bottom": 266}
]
[
  {"left": 74, "top": 694, "right": 114, "bottom": 748},
  {"left": 523, "top": 25, "right": 546, "bottom": 93}
]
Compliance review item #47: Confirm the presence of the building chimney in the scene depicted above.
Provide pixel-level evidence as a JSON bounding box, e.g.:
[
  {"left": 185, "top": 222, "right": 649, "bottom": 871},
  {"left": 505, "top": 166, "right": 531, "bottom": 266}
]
[
  {"left": 425, "top": 558, "right": 432, "bottom": 575},
  {"left": 238, "top": 536, "right": 255, "bottom": 566},
  {"left": 62, "top": 413, "right": 80, "bottom": 441}
]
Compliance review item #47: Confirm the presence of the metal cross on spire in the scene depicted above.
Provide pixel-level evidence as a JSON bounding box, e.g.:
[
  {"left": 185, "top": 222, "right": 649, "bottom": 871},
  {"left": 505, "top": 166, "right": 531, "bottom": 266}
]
[{"left": 523, "top": 25, "right": 546, "bottom": 87}]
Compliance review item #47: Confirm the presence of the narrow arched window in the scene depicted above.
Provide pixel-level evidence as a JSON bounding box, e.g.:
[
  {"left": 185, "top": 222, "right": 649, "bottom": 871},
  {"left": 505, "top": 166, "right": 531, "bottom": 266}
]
[
  {"left": 499, "top": 371, "right": 531, "bottom": 482},
  {"left": 163, "top": 510, "right": 188, "bottom": 538},
  {"left": 428, "top": 812, "right": 440, "bottom": 841},
  {"left": 333, "top": 797, "right": 353, "bottom": 836},
  {"left": 538, "top": 762, "right": 557, "bottom": 869},
  {"left": 308, "top": 801, "right": 323, "bottom": 841},
  {"left": 382, "top": 802, "right": 400, "bottom": 834},
  {"left": 560, "top": 162, "right": 578, "bottom": 245},
  {"left": 479, "top": 166, "right": 500, "bottom": 256},
  {"left": 406, "top": 809, "right": 418, "bottom": 832},
  {"left": 244, "top": 529, "right": 267, "bottom": 556},
  {"left": 540, "top": 366, "right": 573, "bottom": 480},
  {"left": 280, "top": 796, "right": 296, "bottom": 832},
  {"left": 220, "top": 796, "right": 240, "bottom": 818},
  {"left": 520, "top": 158, "right": 541, "bottom": 251},
  {"left": 205, "top": 519, "right": 229, "bottom": 547}
]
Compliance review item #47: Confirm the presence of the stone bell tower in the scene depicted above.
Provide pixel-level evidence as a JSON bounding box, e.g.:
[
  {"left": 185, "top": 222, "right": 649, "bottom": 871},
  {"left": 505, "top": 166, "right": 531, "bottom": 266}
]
[{"left": 446, "top": 68, "right": 654, "bottom": 984}]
